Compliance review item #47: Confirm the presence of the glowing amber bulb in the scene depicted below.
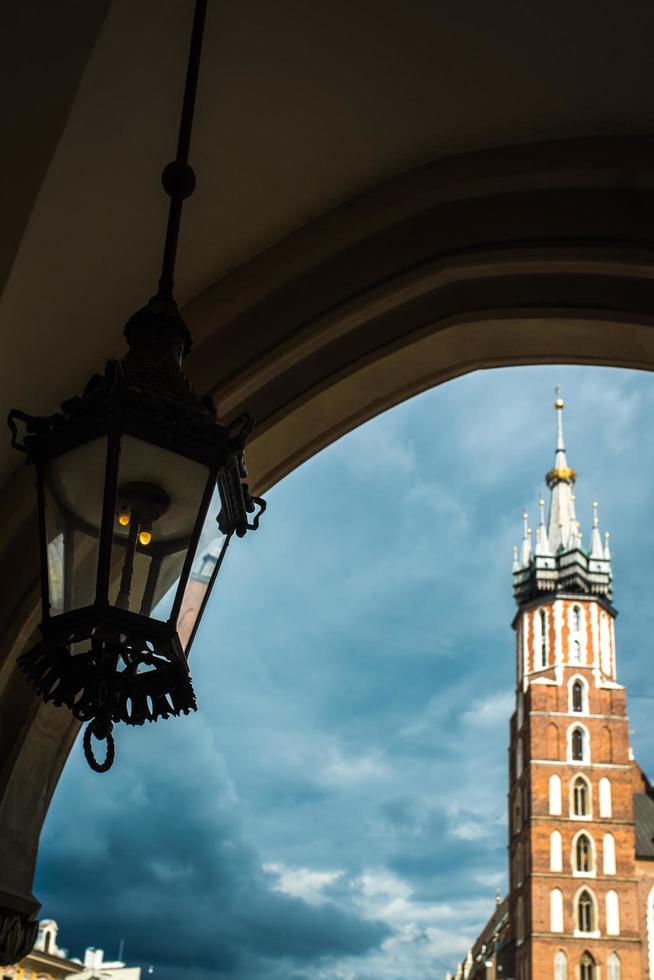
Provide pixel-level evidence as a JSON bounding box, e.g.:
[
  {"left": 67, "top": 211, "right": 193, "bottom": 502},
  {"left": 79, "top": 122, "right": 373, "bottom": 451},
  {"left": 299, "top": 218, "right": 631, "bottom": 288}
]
[
  {"left": 138, "top": 529, "right": 152, "bottom": 546},
  {"left": 118, "top": 512, "right": 131, "bottom": 527}
]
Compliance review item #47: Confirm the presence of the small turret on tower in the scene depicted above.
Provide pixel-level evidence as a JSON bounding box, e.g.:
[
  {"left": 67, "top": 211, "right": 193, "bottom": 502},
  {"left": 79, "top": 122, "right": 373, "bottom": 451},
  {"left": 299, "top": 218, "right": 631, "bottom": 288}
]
[{"left": 512, "top": 390, "right": 612, "bottom": 605}]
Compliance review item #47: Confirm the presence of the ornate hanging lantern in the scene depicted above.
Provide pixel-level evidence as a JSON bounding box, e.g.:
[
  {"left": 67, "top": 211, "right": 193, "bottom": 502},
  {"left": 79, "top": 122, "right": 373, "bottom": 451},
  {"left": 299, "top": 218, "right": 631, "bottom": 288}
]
[{"left": 6, "top": 0, "right": 264, "bottom": 772}]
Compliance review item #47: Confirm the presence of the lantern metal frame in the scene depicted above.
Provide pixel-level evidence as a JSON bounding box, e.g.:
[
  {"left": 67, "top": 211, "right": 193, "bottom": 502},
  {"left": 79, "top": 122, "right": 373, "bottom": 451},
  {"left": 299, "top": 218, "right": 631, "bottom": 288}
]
[
  {"left": 6, "top": 0, "right": 266, "bottom": 771},
  {"left": 8, "top": 300, "right": 265, "bottom": 770}
]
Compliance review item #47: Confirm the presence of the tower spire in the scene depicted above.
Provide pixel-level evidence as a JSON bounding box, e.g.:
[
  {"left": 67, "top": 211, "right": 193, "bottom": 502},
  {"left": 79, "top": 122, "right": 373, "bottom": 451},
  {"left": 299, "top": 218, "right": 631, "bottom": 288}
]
[
  {"left": 512, "top": 389, "right": 612, "bottom": 604},
  {"left": 546, "top": 388, "right": 578, "bottom": 553}
]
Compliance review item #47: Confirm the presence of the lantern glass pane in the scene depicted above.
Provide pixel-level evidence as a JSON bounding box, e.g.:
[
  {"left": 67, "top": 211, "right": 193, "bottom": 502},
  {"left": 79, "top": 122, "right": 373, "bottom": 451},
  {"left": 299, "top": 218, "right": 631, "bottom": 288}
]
[
  {"left": 44, "top": 437, "right": 106, "bottom": 615},
  {"left": 177, "top": 486, "right": 225, "bottom": 652},
  {"left": 108, "top": 435, "right": 210, "bottom": 617}
]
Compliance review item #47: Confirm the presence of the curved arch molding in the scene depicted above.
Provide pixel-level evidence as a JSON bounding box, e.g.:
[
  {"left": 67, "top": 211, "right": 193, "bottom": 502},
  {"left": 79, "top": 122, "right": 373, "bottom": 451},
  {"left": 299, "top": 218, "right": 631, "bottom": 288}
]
[{"left": 3, "top": 135, "right": 654, "bottom": 953}]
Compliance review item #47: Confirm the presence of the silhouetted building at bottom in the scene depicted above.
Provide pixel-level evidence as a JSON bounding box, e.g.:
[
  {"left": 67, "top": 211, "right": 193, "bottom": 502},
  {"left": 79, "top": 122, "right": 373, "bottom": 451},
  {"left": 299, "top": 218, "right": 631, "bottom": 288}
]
[{"left": 3, "top": 920, "right": 140, "bottom": 980}]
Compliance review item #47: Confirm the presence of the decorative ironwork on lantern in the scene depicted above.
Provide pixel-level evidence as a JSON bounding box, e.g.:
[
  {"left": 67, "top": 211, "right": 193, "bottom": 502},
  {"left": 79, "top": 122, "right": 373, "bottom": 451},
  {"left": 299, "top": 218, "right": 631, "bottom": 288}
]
[{"left": 6, "top": 0, "right": 265, "bottom": 772}]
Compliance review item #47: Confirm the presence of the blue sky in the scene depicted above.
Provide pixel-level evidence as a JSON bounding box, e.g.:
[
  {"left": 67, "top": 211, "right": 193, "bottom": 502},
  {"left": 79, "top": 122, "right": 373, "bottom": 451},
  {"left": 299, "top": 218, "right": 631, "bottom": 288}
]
[{"left": 35, "top": 365, "right": 654, "bottom": 979}]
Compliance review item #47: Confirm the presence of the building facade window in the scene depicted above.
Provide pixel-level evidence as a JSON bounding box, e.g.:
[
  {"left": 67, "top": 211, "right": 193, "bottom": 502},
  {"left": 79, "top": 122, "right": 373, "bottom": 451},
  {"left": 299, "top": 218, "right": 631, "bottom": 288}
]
[
  {"left": 551, "top": 888, "right": 564, "bottom": 933},
  {"left": 599, "top": 777, "right": 612, "bottom": 818},
  {"left": 573, "top": 605, "right": 581, "bottom": 633},
  {"left": 573, "top": 775, "right": 590, "bottom": 817},
  {"left": 570, "top": 725, "right": 589, "bottom": 763},
  {"left": 517, "top": 896, "right": 525, "bottom": 943},
  {"left": 607, "top": 952, "right": 621, "bottom": 980},
  {"left": 516, "top": 738, "right": 523, "bottom": 778},
  {"left": 550, "top": 774, "right": 562, "bottom": 815},
  {"left": 577, "top": 890, "right": 595, "bottom": 933},
  {"left": 606, "top": 890, "right": 620, "bottom": 936},
  {"left": 575, "top": 833, "right": 593, "bottom": 873},
  {"left": 580, "top": 952, "right": 596, "bottom": 980},
  {"left": 540, "top": 608, "right": 548, "bottom": 666},
  {"left": 570, "top": 677, "right": 587, "bottom": 713},
  {"left": 550, "top": 830, "right": 563, "bottom": 872},
  {"left": 603, "top": 833, "right": 616, "bottom": 875},
  {"left": 554, "top": 950, "right": 567, "bottom": 980}
]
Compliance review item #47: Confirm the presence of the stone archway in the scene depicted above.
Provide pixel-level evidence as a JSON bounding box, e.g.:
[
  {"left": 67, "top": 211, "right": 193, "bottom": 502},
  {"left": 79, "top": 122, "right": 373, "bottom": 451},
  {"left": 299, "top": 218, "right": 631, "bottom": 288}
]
[{"left": 4, "top": 135, "right": 654, "bottom": 959}]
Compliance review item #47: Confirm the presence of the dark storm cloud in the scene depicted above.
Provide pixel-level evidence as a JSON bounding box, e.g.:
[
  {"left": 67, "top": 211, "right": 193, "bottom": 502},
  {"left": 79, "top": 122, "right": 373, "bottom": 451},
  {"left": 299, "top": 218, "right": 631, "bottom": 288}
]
[
  {"left": 37, "top": 721, "right": 388, "bottom": 978},
  {"left": 37, "top": 366, "right": 654, "bottom": 978}
]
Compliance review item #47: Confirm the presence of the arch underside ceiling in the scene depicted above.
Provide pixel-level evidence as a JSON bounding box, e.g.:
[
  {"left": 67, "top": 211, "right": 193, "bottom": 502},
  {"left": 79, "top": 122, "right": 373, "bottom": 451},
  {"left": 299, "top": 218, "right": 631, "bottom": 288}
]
[
  {"left": 4, "top": 0, "right": 654, "bottom": 943},
  {"left": 4, "top": 140, "right": 654, "bottom": 937}
]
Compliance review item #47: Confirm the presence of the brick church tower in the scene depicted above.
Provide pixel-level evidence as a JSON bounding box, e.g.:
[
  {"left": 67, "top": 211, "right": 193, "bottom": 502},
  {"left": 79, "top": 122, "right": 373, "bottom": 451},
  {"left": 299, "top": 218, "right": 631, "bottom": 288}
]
[
  {"left": 508, "top": 393, "right": 640, "bottom": 980},
  {"left": 447, "top": 393, "right": 654, "bottom": 980}
]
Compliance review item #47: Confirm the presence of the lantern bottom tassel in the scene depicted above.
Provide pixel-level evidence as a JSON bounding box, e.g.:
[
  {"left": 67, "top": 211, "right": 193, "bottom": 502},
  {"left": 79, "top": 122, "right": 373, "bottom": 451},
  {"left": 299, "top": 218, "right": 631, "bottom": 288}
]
[{"left": 17, "top": 630, "right": 197, "bottom": 772}]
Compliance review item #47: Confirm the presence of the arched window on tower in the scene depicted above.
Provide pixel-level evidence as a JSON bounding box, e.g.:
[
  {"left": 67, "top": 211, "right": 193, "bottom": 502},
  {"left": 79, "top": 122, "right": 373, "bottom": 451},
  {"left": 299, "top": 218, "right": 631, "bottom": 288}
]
[
  {"left": 554, "top": 950, "right": 567, "bottom": 980},
  {"left": 573, "top": 775, "right": 590, "bottom": 816},
  {"left": 603, "top": 833, "right": 616, "bottom": 875},
  {"left": 550, "top": 774, "right": 562, "bottom": 815},
  {"left": 571, "top": 726, "right": 586, "bottom": 762},
  {"left": 550, "top": 831, "right": 563, "bottom": 872},
  {"left": 575, "top": 833, "right": 593, "bottom": 873},
  {"left": 606, "top": 890, "right": 620, "bottom": 935},
  {"left": 577, "top": 890, "right": 595, "bottom": 933},
  {"left": 540, "top": 609, "right": 548, "bottom": 667},
  {"left": 570, "top": 605, "right": 583, "bottom": 665},
  {"left": 599, "top": 777, "right": 613, "bottom": 818},
  {"left": 572, "top": 680, "right": 584, "bottom": 712},
  {"left": 550, "top": 889, "right": 564, "bottom": 933},
  {"left": 580, "top": 952, "right": 596, "bottom": 980},
  {"left": 607, "top": 952, "right": 621, "bottom": 980}
]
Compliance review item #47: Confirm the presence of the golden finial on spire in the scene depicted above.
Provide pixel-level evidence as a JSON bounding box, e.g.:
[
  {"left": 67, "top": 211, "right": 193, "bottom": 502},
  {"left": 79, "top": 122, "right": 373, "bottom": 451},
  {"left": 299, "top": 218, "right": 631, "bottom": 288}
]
[{"left": 554, "top": 384, "right": 564, "bottom": 410}]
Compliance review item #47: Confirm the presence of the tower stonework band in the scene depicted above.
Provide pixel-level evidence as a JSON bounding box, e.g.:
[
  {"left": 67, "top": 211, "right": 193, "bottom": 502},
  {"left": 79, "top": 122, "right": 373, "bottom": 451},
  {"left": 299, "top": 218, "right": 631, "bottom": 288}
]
[{"left": 448, "top": 395, "right": 654, "bottom": 980}]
